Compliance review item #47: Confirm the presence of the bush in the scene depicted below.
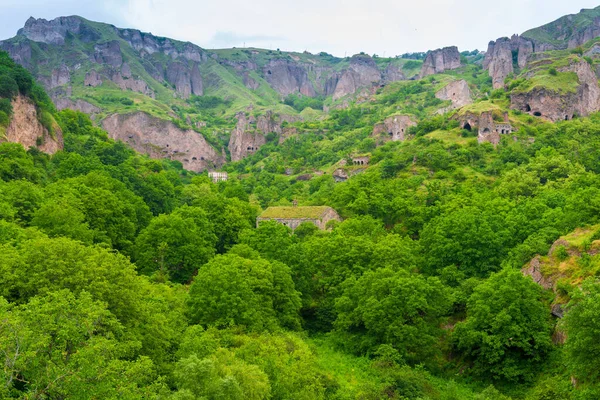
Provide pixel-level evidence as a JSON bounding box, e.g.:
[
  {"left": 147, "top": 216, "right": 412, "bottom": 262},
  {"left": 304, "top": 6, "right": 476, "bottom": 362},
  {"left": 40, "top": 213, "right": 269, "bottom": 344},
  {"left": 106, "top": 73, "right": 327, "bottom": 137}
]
[{"left": 549, "top": 67, "right": 558, "bottom": 76}]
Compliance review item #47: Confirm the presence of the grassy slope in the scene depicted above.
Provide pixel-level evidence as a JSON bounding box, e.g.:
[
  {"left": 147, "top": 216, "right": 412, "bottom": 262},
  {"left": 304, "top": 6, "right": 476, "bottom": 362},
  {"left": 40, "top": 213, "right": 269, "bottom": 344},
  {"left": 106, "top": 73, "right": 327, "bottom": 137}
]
[{"left": 522, "top": 6, "right": 600, "bottom": 47}]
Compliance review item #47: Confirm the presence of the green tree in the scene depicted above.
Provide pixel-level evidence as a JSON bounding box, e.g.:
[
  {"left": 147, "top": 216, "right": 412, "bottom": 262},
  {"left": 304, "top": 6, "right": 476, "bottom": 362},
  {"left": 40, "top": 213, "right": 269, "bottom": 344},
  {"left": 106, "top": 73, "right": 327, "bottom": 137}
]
[
  {"left": 564, "top": 278, "right": 600, "bottom": 382},
  {"left": 187, "top": 246, "right": 301, "bottom": 331},
  {"left": 135, "top": 206, "right": 217, "bottom": 283},
  {"left": 453, "top": 268, "right": 552, "bottom": 382},
  {"left": 0, "top": 290, "right": 161, "bottom": 399},
  {"left": 335, "top": 267, "right": 452, "bottom": 363}
]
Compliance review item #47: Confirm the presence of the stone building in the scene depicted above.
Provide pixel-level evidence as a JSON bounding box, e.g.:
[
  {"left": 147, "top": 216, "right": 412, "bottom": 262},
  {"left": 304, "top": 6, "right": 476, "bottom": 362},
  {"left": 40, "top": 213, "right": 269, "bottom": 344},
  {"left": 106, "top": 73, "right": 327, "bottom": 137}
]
[
  {"left": 257, "top": 206, "right": 341, "bottom": 230},
  {"left": 208, "top": 171, "right": 228, "bottom": 182},
  {"left": 352, "top": 156, "right": 370, "bottom": 166}
]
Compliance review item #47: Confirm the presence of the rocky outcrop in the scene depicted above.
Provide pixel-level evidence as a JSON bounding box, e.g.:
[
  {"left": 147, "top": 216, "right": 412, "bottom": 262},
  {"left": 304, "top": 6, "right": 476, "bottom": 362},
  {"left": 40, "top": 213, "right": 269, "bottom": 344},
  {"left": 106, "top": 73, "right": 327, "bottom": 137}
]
[
  {"left": 331, "top": 54, "right": 381, "bottom": 100},
  {"left": 483, "top": 38, "right": 514, "bottom": 89},
  {"left": 372, "top": 115, "right": 416, "bottom": 142},
  {"left": 165, "top": 61, "right": 203, "bottom": 98},
  {"left": 420, "top": 46, "right": 461, "bottom": 78},
  {"left": 263, "top": 59, "right": 315, "bottom": 97},
  {"left": 55, "top": 98, "right": 100, "bottom": 114},
  {"left": 50, "top": 65, "right": 70, "bottom": 89},
  {"left": 435, "top": 80, "right": 472, "bottom": 111},
  {"left": 84, "top": 70, "right": 102, "bottom": 87},
  {"left": 333, "top": 168, "right": 348, "bottom": 182},
  {"left": 522, "top": 256, "right": 554, "bottom": 290},
  {"left": 18, "top": 16, "right": 84, "bottom": 45},
  {"left": 93, "top": 40, "right": 123, "bottom": 67},
  {"left": 228, "top": 112, "right": 267, "bottom": 162},
  {"left": 383, "top": 64, "right": 406, "bottom": 82},
  {"left": 455, "top": 111, "right": 514, "bottom": 145},
  {"left": 101, "top": 112, "right": 224, "bottom": 172},
  {"left": 511, "top": 60, "right": 600, "bottom": 121},
  {"left": 4, "top": 95, "right": 63, "bottom": 154},
  {"left": 228, "top": 111, "right": 296, "bottom": 161}
]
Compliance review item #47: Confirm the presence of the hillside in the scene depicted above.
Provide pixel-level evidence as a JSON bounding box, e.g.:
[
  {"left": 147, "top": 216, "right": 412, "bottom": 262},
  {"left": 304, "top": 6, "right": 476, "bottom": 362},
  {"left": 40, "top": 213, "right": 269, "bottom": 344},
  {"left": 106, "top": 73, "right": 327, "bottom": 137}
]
[{"left": 4, "top": 5, "right": 600, "bottom": 399}]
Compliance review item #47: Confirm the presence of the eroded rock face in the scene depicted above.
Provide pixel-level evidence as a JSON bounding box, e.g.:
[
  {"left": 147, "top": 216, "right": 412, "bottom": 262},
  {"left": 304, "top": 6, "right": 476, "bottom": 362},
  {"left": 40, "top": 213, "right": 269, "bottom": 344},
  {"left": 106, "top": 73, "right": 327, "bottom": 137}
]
[
  {"left": 522, "top": 256, "right": 554, "bottom": 290},
  {"left": 166, "top": 61, "right": 203, "bottom": 98},
  {"left": 420, "top": 46, "right": 461, "bottom": 78},
  {"left": 483, "top": 38, "right": 514, "bottom": 89},
  {"left": 55, "top": 98, "right": 101, "bottom": 114},
  {"left": 511, "top": 60, "right": 600, "bottom": 121},
  {"left": 263, "top": 59, "right": 315, "bottom": 97},
  {"left": 332, "top": 54, "right": 381, "bottom": 100},
  {"left": 435, "top": 80, "right": 472, "bottom": 110},
  {"left": 18, "top": 16, "right": 83, "bottom": 45},
  {"left": 373, "top": 115, "right": 416, "bottom": 142},
  {"left": 93, "top": 40, "right": 123, "bottom": 67},
  {"left": 49, "top": 65, "right": 70, "bottom": 89},
  {"left": 101, "top": 112, "right": 224, "bottom": 172},
  {"left": 4, "top": 95, "right": 63, "bottom": 154},
  {"left": 228, "top": 112, "right": 267, "bottom": 162},
  {"left": 228, "top": 111, "right": 296, "bottom": 161}
]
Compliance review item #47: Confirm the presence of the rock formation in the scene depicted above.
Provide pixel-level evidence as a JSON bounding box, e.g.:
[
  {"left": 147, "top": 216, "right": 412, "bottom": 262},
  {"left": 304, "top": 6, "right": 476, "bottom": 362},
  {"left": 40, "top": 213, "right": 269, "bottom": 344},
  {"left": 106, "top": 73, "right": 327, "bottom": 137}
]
[
  {"left": 372, "top": 115, "right": 416, "bottom": 142},
  {"left": 228, "top": 111, "right": 296, "bottom": 161},
  {"left": 456, "top": 111, "right": 514, "bottom": 145},
  {"left": 483, "top": 38, "right": 514, "bottom": 89},
  {"left": 263, "top": 59, "right": 315, "bottom": 97},
  {"left": 18, "top": 16, "right": 86, "bottom": 45},
  {"left": 420, "top": 46, "right": 461, "bottom": 78},
  {"left": 55, "top": 98, "right": 101, "bottom": 115},
  {"left": 4, "top": 95, "right": 63, "bottom": 154},
  {"left": 330, "top": 54, "right": 382, "bottom": 100},
  {"left": 435, "top": 80, "right": 472, "bottom": 111},
  {"left": 101, "top": 112, "right": 224, "bottom": 172},
  {"left": 511, "top": 60, "right": 600, "bottom": 121}
]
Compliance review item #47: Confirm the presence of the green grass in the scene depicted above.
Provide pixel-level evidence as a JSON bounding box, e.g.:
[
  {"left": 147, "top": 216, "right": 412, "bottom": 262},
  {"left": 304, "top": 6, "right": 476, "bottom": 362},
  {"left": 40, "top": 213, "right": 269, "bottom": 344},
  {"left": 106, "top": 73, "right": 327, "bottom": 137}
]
[
  {"left": 522, "top": 6, "right": 600, "bottom": 48},
  {"left": 259, "top": 206, "right": 331, "bottom": 219},
  {"left": 308, "top": 336, "right": 384, "bottom": 397}
]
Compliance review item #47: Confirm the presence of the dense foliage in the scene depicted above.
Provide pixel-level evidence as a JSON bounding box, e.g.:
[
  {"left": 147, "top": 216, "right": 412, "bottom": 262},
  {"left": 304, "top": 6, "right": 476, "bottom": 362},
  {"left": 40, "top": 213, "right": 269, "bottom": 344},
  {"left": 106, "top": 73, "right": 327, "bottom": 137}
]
[{"left": 3, "top": 44, "right": 600, "bottom": 400}]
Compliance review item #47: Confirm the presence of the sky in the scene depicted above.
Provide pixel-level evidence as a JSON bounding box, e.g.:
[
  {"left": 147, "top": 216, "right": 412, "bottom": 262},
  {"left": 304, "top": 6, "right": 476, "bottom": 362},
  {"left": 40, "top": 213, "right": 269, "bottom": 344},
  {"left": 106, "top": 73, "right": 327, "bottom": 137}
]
[{"left": 1, "top": 0, "right": 599, "bottom": 57}]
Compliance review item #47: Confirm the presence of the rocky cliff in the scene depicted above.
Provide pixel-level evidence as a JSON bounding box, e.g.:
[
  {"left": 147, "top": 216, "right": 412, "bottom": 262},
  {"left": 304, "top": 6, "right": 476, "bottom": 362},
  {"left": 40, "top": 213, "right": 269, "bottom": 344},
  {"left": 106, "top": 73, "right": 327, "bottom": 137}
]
[
  {"left": 101, "top": 112, "right": 224, "bottom": 172},
  {"left": 228, "top": 110, "right": 297, "bottom": 161},
  {"left": 435, "top": 79, "right": 472, "bottom": 111},
  {"left": 329, "top": 54, "right": 382, "bottom": 100},
  {"left": 420, "top": 47, "right": 461, "bottom": 78},
  {"left": 522, "top": 6, "right": 600, "bottom": 50},
  {"left": 483, "top": 35, "right": 535, "bottom": 89},
  {"left": 3, "top": 95, "right": 63, "bottom": 154},
  {"left": 511, "top": 60, "right": 600, "bottom": 121},
  {"left": 372, "top": 115, "right": 416, "bottom": 142}
]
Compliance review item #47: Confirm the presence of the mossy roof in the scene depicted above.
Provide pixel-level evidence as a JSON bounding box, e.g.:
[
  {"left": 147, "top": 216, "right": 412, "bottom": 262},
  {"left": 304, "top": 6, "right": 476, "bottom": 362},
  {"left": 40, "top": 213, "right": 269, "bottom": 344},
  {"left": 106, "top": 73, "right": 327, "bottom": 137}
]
[{"left": 258, "top": 206, "right": 332, "bottom": 219}]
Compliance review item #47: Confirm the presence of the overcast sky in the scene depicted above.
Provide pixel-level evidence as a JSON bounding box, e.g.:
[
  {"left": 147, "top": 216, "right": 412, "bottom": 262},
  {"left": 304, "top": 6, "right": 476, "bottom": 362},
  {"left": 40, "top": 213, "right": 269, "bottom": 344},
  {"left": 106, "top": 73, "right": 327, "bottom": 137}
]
[{"left": 1, "top": 1, "right": 599, "bottom": 56}]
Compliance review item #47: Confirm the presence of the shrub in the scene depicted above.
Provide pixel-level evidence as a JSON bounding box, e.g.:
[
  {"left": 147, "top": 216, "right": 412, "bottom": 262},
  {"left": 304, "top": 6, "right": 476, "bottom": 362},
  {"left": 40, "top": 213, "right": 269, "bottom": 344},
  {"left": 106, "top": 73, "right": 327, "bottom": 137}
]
[{"left": 549, "top": 67, "right": 558, "bottom": 76}]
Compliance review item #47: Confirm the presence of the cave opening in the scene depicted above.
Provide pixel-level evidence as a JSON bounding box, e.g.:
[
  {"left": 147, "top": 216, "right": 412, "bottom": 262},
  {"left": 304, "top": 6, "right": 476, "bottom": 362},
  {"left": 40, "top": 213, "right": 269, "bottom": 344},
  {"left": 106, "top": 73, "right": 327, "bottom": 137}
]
[
  {"left": 464, "top": 123, "right": 472, "bottom": 131},
  {"left": 533, "top": 111, "right": 542, "bottom": 117},
  {"left": 525, "top": 104, "right": 532, "bottom": 112}
]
